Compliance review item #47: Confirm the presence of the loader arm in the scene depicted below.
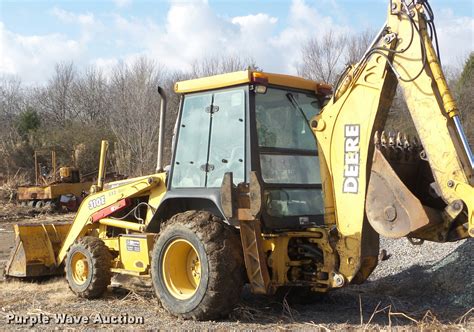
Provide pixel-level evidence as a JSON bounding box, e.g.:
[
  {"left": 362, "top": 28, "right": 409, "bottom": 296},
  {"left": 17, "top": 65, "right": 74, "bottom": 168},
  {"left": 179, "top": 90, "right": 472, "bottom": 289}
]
[
  {"left": 313, "top": 0, "right": 474, "bottom": 284},
  {"left": 56, "top": 175, "right": 164, "bottom": 264}
]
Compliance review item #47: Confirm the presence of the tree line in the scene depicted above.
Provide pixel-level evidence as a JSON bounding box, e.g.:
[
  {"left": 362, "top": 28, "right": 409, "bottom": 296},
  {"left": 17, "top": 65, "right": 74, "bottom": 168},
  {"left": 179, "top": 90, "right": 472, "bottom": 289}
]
[{"left": 0, "top": 29, "right": 472, "bottom": 184}]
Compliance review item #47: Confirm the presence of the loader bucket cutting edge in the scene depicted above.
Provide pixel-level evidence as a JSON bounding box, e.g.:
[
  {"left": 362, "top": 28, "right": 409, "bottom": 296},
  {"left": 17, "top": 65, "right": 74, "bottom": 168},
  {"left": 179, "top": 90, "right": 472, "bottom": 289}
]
[{"left": 5, "top": 223, "right": 71, "bottom": 278}]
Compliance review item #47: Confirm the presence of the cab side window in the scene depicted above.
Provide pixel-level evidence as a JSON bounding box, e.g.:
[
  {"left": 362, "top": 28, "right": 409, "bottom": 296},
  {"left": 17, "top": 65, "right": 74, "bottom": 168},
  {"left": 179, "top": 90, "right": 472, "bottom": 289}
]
[{"left": 172, "top": 93, "right": 212, "bottom": 188}]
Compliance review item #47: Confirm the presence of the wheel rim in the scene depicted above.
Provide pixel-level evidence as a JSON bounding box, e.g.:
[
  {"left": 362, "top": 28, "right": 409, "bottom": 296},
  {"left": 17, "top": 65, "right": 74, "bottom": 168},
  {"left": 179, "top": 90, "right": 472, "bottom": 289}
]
[
  {"left": 71, "top": 252, "right": 89, "bottom": 285},
  {"left": 162, "top": 239, "right": 201, "bottom": 300}
]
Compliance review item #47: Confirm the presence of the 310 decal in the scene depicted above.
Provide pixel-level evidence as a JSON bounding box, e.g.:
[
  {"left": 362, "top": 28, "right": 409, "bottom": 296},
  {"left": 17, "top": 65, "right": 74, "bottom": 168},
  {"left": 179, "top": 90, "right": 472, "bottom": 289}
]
[{"left": 88, "top": 195, "right": 106, "bottom": 210}]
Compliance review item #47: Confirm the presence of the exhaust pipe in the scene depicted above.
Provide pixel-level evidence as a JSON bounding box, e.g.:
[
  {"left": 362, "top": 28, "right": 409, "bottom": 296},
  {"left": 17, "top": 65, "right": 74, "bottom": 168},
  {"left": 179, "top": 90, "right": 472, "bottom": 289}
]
[
  {"left": 97, "top": 140, "right": 109, "bottom": 190},
  {"left": 156, "top": 86, "right": 167, "bottom": 173}
]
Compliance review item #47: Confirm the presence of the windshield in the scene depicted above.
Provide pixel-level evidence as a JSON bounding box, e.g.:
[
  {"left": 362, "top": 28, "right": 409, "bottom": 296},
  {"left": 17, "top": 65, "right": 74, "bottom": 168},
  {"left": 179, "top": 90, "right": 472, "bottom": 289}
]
[
  {"left": 256, "top": 87, "right": 321, "bottom": 185},
  {"left": 255, "top": 87, "right": 324, "bottom": 219},
  {"left": 256, "top": 88, "right": 320, "bottom": 150}
]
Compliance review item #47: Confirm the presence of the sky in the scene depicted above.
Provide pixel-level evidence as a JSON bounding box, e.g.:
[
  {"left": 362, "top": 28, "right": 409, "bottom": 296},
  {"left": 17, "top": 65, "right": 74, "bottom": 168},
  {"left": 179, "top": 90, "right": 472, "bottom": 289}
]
[{"left": 0, "top": 0, "right": 473, "bottom": 84}]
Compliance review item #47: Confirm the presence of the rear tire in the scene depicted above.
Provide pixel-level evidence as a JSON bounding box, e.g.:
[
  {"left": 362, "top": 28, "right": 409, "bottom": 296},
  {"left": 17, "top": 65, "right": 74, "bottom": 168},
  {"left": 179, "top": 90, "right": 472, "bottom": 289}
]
[
  {"left": 65, "top": 236, "right": 112, "bottom": 299},
  {"left": 151, "top": 210, "right": 245, "bottom": 320}
]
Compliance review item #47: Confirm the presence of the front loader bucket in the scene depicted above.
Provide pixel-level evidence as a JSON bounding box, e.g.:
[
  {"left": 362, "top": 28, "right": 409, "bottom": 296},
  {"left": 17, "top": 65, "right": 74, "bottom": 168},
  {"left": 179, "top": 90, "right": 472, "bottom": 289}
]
[{"left": 5, "top": 223, "right": 71, "bottom": 278}]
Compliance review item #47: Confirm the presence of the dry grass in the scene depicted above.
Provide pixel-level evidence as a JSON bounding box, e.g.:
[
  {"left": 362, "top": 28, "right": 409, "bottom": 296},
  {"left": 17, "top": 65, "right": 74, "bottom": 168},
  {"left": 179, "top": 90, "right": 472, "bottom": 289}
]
[
  {"left": 231, "top": 297, "right": 474, "bottom": 331},
  {"left": 353, "top": 299, "right": 474, "bottom": 331},
  {"left": 0, "top": 170, "right": 30, "bottom": 204},
  {"left": 0, "top": 278, "right": 73, "bottom": 307},
  {"left": 0, "top": 276, "right": 472, "bottom": 330},
  {"left": 0, "top": 213, "right": 472, "bottom": 330}
]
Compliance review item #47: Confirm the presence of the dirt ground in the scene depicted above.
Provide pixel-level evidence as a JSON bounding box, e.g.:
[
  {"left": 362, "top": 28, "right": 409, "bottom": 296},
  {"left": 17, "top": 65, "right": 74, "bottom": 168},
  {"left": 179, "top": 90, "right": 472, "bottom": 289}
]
[{"left": 0, "top": 204, "right": 472, "bottom": 330}]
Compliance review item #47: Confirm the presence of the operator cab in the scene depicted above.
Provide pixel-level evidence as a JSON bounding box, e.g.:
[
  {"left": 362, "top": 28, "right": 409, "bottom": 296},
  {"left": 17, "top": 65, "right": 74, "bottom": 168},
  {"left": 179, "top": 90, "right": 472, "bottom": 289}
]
[{"left": 167, "top": 70, "right": 332, "bottom": 231}]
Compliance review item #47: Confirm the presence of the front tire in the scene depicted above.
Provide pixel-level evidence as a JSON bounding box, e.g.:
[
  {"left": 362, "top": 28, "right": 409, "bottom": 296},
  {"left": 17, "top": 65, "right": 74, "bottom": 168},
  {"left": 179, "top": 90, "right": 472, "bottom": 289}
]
[
  {"left": 151, "top": 210, "right": 245, "bottom": 320},
  {"left": 65, "top": 236, "right": 112, "bottom": 299}
]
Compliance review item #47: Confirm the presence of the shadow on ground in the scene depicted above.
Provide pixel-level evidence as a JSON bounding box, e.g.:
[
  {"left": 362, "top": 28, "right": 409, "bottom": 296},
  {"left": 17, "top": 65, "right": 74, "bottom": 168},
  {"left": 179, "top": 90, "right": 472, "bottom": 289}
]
[{"left": 228, "top": 240, "right": 473, "bottom": 326}]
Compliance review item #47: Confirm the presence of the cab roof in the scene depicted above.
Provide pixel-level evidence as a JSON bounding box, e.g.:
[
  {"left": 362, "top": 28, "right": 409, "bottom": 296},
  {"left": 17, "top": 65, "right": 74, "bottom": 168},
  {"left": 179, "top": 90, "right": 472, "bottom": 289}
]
[{"left": 174, "top": 70, "right": 332, "bottom": 95}]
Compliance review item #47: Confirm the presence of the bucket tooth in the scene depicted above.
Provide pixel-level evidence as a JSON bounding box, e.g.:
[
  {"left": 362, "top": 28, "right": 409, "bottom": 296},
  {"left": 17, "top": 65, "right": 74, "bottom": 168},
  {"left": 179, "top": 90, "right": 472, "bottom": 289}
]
[
  {"left": 402, "top": 133, "right": 410, "bottom": 150},
  {"left": 374, "top": 131, "right": 380, "bottom": 148},
  {"left": 388, "top": 131, "right": 395, "bottom": 148},
  {"left": 387, "top": 131, "right": 399, "bottom": 160},
  {"left": 395, "top": 131, "right": 413, "bottom": 161},
  {"left": 381, "top": 131, "right": 388, "bottom": 148},
  {"left": 395, "top": 132, "right": 408, "bottom": 161},
  {"left": 405, "top": 133, "right": 414, "bottom": 161},
  {"left": 396, "top": 132, "right": 403, "bottom": 149}
]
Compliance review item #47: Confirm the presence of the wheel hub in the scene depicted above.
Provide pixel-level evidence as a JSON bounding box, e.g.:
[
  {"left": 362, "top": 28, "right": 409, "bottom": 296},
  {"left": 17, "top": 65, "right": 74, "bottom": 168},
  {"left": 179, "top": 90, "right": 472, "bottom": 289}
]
[
  {"left": 71, "top": 252, "right": 89, "bottom": 285},
  {"left": 162, "top": 239, "right": 202, "bottom": 300}
]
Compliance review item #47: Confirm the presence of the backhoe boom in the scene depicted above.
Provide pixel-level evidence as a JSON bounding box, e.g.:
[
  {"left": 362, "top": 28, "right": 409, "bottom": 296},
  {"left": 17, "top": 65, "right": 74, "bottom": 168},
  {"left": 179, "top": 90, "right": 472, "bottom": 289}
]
[{"left": 312, "top": 0, "right": 474, "bottom": 284}]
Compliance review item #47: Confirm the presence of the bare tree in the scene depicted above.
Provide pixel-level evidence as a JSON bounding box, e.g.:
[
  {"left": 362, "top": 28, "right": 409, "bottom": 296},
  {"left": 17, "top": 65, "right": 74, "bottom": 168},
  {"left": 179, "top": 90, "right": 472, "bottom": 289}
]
[
  {"left": 0, "top": 76, "right": 24, "bottom": 117},
  {"left": 190, "top": 54, "right": 257, "bottom": 78},
  {"left": 72, "top": 66, "right": 109, "bottom": 123},
  {"left": 36, "top": 62, "right": 77, "bottom": 124},
  {"left": 298, "top": 30, "right": 347, "bottom": 85},
  {"left": 298, "top": 29, "right": 378, "bottom": 85},
  {"left": 0, "top": 76, "right": 35, "bottom": 179},
  {"left": 108, "top": 57, "right": 164, "bottom": 176},
  {"left": 345, "top": 29, "right": 376, "bottom": 65},
  {"left": 455, "top": 53, "right": 474, "bottom": 143}
]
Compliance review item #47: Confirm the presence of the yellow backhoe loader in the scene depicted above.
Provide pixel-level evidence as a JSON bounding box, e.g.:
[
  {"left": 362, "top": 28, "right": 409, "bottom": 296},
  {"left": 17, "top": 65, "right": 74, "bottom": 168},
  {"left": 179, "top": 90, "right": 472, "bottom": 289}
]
[{"left": 5, "top": 0, "right": 473, "bottom": 320}]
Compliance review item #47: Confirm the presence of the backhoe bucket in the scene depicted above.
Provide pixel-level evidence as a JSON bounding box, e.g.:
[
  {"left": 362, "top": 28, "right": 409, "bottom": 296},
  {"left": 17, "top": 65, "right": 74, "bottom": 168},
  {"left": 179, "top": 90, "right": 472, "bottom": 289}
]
[
  {"left": 366, "top": 149, "right": 441, "bottom": 238},
  {"left": 5, "top": 223, "right": 71, "bottom": 278}
]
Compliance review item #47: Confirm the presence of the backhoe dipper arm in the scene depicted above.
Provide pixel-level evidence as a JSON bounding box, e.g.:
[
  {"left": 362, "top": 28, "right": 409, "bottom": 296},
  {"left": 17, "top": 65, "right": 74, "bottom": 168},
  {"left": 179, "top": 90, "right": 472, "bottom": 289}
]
[{"left": 312, "top": 0, "right": 474, "bottom": 284}]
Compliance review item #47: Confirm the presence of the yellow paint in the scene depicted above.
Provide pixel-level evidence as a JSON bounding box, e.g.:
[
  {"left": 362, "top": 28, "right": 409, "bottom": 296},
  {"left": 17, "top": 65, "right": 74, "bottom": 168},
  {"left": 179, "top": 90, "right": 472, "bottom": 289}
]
[
  {"left": 56, "top": 173, "right": 166, "bottom": 264},
  {"left": 102, "top": 237, "right": 120, "bottom": 252},
  {"left": 59, "top": 166, "right": 75, "bottom": 180},
  {"left": 145, "top": 179, "right": 167, "bottom": 224},
  {"left": 97, "top": 140, "right": 108, "bottom": 190},
  {"left": 388, "top": 3, "right": 472, "bottom": 198},
  {"left": 313, "top": 0, "right": 474, "bottom": 284},
  {"left": 261, "top": 229, "right": 337, "bottom": 291},
  {"left": 118, "top": 234, "right": 155, "bottom": 274},
  {"left": 5, "top": 223, "right": 70, "bottom": 277},
  {"left": 174, "top": 69, "right": 331, "bottom": 94},
  {"left": 17, "top": 182, "right": 93, "bottom": 201},
  {"left": 70, "top": 251, "right": 89, "bottom": 285},
  {"left": 453, "top": 182, "right": 474, "bottom": 237},
  {"left": 314, "top": 49, "right": 393, "bottom": 280},
  {"left": 162, "top": 239, "right": 201, "bottom": 300},
  {"left": 99, "top": 218, "right": 146, "bottom": 232}
]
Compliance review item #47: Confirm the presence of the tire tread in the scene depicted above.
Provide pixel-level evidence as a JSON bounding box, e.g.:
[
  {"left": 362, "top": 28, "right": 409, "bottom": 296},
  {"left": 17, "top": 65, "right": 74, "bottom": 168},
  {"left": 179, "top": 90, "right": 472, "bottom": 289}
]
[
  {"left": 65, "top": 236, "right": 112, "bottom": 299},
  {"left": 152, "top": 210, "right": 245, "bottom": 320}
]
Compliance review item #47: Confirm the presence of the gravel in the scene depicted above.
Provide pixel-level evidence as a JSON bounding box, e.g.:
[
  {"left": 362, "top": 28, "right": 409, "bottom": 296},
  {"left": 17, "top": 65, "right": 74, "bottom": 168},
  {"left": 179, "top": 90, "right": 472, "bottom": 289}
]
[
  {"left": 346, "top": 236, "right": 474, "bottom": 317},
  {"left": 372, "top": 237, "right": 467, "bottom": 280}
]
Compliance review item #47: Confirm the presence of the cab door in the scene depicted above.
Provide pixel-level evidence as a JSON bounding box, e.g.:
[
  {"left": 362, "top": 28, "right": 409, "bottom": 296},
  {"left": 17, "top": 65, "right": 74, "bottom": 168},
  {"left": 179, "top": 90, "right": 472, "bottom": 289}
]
[
  {"left": 171, "top": 87, "right": 246, "bottom": 188},
  {"left": 207, "top": 88, "right": 246, "bottom": 187}
]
